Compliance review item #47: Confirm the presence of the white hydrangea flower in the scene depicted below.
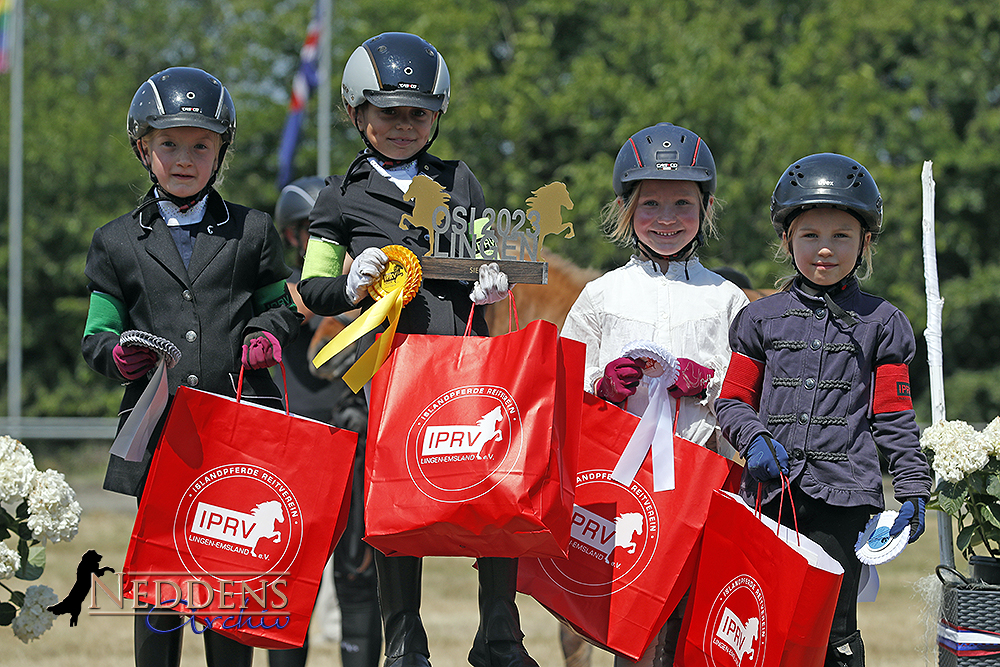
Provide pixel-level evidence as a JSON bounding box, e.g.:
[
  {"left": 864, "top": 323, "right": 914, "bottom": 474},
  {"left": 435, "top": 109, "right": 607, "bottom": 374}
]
[
  {"left": 920, "top": 419, "right": 986, "bottom": 483},
  {"left": 0, "top": 435, "right": 38, "bottom": 502},
  {"left": 0, "top": 542, "right": 20, "bottom": 579},
  {"left": 11, "top": 584, "right": 57, "bottom": 643},
  {"left": 979, "top": 417, "right": 1000, "bottom": 458},
  {"left": 26, "top": 469, "right": 82, "bottom": 543}
]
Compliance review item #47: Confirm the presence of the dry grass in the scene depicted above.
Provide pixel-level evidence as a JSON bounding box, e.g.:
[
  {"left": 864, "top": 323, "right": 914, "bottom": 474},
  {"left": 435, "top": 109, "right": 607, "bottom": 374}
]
[{"left": 4, "top": 445, "right": 943, "bottom": 666}]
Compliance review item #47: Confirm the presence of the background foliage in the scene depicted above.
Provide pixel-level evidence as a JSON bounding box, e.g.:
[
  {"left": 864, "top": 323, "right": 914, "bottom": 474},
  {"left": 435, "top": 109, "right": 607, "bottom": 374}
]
[{"left": 0, "top": 0, "right": 999, "bottom": 425}]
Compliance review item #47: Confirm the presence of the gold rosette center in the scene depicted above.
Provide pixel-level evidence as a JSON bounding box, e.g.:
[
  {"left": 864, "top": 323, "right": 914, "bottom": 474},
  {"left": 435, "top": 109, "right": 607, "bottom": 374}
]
[{"left": 368, "top": 245, "right": 422, "bottom": 306}]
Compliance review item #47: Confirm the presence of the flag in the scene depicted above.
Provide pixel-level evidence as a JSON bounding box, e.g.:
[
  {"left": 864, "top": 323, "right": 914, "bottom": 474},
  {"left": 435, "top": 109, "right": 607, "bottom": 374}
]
[
  {"left": 0, "top": 0, "right": 13, "bottom": 74},
  {"left": 276, "top": 0, "right": 322, "bottom": 190}
]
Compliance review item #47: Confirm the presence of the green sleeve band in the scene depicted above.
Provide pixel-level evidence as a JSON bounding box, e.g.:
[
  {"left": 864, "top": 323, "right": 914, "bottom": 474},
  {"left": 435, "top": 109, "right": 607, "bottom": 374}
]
[
  {"left": 301, "top": 237, "right": 346, "bottom": 280},
  {"left": 253, "top": 280, "right": 296, "bottom": 314},
  {"left": 84, "top": 292, "right": 127, "bottom": 337}
]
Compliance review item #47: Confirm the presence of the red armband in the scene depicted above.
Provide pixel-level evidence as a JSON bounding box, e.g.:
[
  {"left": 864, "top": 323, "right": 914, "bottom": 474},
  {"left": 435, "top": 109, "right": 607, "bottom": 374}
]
[
  {"left": 873, "top": 362, "right": 913, "bottom": 413},
  {"left": 720, "top": 352, "right": 765, "bottom": 411}
]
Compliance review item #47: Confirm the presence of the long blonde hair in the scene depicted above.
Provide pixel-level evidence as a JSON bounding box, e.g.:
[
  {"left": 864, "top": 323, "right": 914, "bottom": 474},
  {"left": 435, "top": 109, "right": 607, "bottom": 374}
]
[{"left": 601, "top": 180, "right": 720, "bottom": 250}]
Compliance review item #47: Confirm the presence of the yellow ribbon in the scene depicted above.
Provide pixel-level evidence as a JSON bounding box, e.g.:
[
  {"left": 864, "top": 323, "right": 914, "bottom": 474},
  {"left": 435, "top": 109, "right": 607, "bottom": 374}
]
[{"left": 311, "top": 283, "right": 404, "bottom": 394}]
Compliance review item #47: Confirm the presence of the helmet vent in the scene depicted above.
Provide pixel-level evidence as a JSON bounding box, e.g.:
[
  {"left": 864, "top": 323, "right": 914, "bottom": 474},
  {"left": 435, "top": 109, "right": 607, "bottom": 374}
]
[
  {"left": 186, "top": 91, "right": 196, "bottom": 99},
  {"left": 404, "top": 67, "right": 413, "bottom": 75},
  {"left": 662, "top": 141, "right": 671, "bottom": 148}
]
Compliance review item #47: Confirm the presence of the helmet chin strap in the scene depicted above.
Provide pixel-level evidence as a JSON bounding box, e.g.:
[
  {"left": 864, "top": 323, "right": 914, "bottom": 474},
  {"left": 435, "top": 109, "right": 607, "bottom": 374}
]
[
  {"left": 134, "top": 140, "right": 220, "bottom": 215},
  {"left": 792, "top": 244, "right": 864, "bottom": 326}
]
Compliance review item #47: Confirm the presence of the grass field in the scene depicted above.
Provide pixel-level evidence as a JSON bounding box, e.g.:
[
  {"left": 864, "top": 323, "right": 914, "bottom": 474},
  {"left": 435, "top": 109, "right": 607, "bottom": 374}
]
[{"left": 3, "top": 444, "right": 946, "bottom": 666}]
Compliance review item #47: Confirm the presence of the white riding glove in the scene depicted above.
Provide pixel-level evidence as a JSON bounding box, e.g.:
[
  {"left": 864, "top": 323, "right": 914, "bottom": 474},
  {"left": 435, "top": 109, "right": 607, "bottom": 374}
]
[
  {"left": 345, "top": 247, "right": 389, "bottom": 305},
  {"left": 470, "top": 262, "right": 510, "bottom": 305}
]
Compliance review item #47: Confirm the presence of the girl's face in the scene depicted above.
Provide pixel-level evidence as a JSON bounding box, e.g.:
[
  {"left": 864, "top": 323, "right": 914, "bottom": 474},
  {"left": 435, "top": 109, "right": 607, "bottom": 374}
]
[
  {"left": 141, "top": 127, "right": 220, "bottom": 199},
  {"left": 632, "top": 179, "right": 703, "bottom": 261},
  {"left": 349, "top": 104, "right": 439, "bottom": 162},
  {"left": 786, "top": 208, "right": 870, "bottom": 285}
]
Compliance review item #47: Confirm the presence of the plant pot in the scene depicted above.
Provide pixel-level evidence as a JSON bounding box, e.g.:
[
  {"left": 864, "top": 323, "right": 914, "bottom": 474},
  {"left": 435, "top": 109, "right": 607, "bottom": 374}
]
[
  {"left": 938, "top": 565, "right": 1000, "bottom": 666},
  {"left": 971, "top": 556, "right": 1000, "bottom": 585}
]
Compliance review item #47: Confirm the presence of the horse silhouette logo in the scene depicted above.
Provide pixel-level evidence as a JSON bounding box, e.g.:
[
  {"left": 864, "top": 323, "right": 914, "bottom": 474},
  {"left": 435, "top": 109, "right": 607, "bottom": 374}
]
[
  {"left": 716, "top": 607, "right": 760, "bottom": 663},
  {"left": 248, "top": 500, "right": 285, "bottom": 557},
  {"left": 526, "top": 182, "right": 575, "bottom": 249},
  {"left": 422, "top": 406, "right": 505, "bottom": 457},
  {"left": 400, "top": 174, "right": 450, "bottom": 256},
  {"left": 614, "top": 512, "right": 644, "bottom": 556}
]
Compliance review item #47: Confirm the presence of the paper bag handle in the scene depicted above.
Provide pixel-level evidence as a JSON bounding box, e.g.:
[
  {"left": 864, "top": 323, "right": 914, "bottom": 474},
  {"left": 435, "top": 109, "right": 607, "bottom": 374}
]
[
  {"left": 755, "top": 475, "right": 800, "bottom": 545},
  {"left": 236, "top": 362, "right": 290, "bottom": 416},
  {"left": 463, "top": 290, "right": 517, "bottom": 337}
]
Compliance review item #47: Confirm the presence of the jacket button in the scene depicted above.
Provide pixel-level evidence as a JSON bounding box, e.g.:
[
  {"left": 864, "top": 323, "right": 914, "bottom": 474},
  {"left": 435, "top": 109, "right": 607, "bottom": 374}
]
[
  {"left": 798, "top": 412, "right": 809, "bottom": 424},
  {"left": 185, "top": 330, "right": 198, "bottom": 342},
  {"left": 182, "top": 290, "right": 193, "bottom": 301},
  {"left": 792, "top": 449, "right": 805, "bottom": 460},
  {"left": 804, "top": 377, "right": 816, "bottom": 390},
  {"left": 814, "top": 308, "right": 826, "bottom": 319},
  {"left": 186, "top": 375, "right": 199, "bottom": 386},
  {"left": 810, "top": 339, "right": 822, "bottom": 350}
]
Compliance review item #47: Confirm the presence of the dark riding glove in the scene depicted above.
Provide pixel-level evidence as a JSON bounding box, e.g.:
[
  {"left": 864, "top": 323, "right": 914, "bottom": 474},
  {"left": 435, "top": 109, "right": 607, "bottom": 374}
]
[
  {"left": 745, "top": 434, "right": 790, "bottom": 482},
  {"left": 113, "top": 343, "right": 157, "bottom": 380},
  {"left": 668, "top": 358, "right": 714, "bottom": 399},
  {"left": 890, "top": 497, "right": 927, "bottom": 543},
  {"left": 242, "top": 331, "right": 282, "bottom": 370},
  {"left": 596, "top": 357, "right": 644, "bottom": 405}
]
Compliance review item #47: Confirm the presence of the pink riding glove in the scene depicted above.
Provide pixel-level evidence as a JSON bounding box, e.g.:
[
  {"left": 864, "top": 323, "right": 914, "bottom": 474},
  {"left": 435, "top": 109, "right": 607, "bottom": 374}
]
[
  {"left": 242, "top": 331, "right": 282, "bottom": 370},
  {"left": 669, "top": 358, "right": 714, "bottom": 398},
  {"left": 113, "top": 344, "right": 158, "bottom": 380},
  {"left": 596, "top": 357, "right": 644, "bottom": 404}
]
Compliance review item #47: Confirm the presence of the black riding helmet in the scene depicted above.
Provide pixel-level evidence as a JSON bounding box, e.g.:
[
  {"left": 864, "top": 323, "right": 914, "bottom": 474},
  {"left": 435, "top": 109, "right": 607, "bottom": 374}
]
[
  {"left": 770, "top": 153, "right": 882, "bottom": 238},
  {"left": 771, "top": 153, "right": 882, "bottom": 323},
  {"left": 127, "top": 67, "right": 236, "bottom": 210},
  {"left": 340, "top": 32, "right": 449, "bottom": 170},
  {"left": 612, "top": 123, "right": 716, "bottom": 261},
  {"left": 275, "top": 176, "right": 326, "bottom": 232}
]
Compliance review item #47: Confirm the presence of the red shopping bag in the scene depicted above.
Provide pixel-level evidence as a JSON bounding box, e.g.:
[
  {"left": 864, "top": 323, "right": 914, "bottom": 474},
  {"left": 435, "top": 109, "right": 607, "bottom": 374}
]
[
  {"left": 122, "top": 368, "right": 358, "bottom": 649},
  {"left": 364, "top": 317, "right": 585, "bottom": 559},
  {"left": 516, "top": 392, "right": 742, "bottom": 660},
  {"left": 678, "top": 488, "right": 845, "bottom": 667}
]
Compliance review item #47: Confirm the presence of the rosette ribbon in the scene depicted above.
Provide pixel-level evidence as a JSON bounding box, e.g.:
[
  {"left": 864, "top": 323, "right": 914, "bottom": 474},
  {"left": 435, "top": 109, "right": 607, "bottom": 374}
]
[
  {"left": 610, "top": 341, "right": 681, "bottom": 492},
  {"left": 312, "top": 245, "right": 421, "bottom": 393}
]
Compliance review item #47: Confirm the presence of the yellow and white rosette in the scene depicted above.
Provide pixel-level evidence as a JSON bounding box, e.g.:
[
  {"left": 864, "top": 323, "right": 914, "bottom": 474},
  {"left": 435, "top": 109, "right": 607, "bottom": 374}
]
[{"left": 312, "top": 245, "right": 422, "bottom": 392}]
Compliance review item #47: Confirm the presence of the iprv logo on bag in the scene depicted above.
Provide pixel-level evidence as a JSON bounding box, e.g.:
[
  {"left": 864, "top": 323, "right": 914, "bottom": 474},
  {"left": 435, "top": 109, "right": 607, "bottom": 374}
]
[
  {"left": 404, "top": 385, "right": 523, "bottom": 502},
  {"left": 698, "top": 574, "right": 767, "bottom": 666},
  {"left": 173, "top": 464, "right": 304, "bottom": 588},
  {"left": 534, "top": 468, "right": 658, "bottom": 595}
]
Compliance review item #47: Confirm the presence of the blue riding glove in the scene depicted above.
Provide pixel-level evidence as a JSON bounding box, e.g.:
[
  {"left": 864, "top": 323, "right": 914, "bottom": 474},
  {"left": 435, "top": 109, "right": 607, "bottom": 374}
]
[
  {"left": 889, "top": 497, "right": 927, "bottom": 543},
  {"left": 745, "top": 434, "right": 789, "bottom": 482}
]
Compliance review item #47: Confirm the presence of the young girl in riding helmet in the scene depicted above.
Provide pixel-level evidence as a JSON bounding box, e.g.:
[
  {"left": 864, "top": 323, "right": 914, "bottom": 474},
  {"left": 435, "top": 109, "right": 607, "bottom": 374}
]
[
  {"left": 82, "top": 67, "right": 299, "bottom": 667},
  {"left": 714, "top": 153, "right": 932, "bottom": 667},
  {"left": 561, "top": 122, "right": 750, "bottom": 667},
  {"left": 296, "top": 32, "right": 521, "bottom": 667}
]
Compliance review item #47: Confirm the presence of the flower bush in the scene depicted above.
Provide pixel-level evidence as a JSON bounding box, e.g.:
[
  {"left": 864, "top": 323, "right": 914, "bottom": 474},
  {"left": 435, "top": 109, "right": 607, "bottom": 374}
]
[
  {"left": 922, "top": 417, "right": 1000, "bottom": 560},
  {"left": 0, "top": 435, "right": 82, "bottom": 642}
]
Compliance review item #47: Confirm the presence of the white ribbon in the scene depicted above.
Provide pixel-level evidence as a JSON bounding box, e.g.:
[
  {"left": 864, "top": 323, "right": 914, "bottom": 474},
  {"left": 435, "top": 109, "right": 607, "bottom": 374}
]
[
  {"left": 109, "top": 359, "right": 170, "bottom": 462},
  {"left": 610, "top": 376, "right": 677, "bottom": 491}
]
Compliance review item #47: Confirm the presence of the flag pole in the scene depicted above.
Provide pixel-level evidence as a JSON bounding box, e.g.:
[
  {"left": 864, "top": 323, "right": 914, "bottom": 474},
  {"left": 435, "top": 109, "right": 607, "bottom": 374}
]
[
  {"left": 317, "top": 0, "right": 331, "bottom": 179},
  {"left": 7, "top": 0, "right": 23, "bottom": 429}
]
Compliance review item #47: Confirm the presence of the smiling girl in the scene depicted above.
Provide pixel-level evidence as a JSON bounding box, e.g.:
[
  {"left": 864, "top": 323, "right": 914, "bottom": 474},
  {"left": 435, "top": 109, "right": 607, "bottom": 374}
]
[
  {"left": 561, "top": 122, "right": 749, "bottom": 667},
  {"left": 715, "top": 153, "right": 931, "bottom": 667}
]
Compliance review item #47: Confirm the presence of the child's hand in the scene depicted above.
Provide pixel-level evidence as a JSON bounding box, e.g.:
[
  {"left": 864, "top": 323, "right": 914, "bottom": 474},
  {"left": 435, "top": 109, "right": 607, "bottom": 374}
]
[
  {"left": 890, "top": 497, "right": 927, "bottom": 543},
  {"left": 470, "top": 263, "right": 509, "bottom": 305},
  {"left": 113, "top": 343, "right": 157, "bottom": 380},
  {"left": 745, "top": 434, "right": 789, "bottom": 482},
  {"left": 668, "top": 358, "right": 714, "bottom": 399},
  {"left": 242, "top": 331, "right": 282, "bottom": 370},
  {"left": 345, "top": 247, "right": 389, "bottom": 304},
  {"left": 596, "top": 357, "right": 644, "bottom": 405}
]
